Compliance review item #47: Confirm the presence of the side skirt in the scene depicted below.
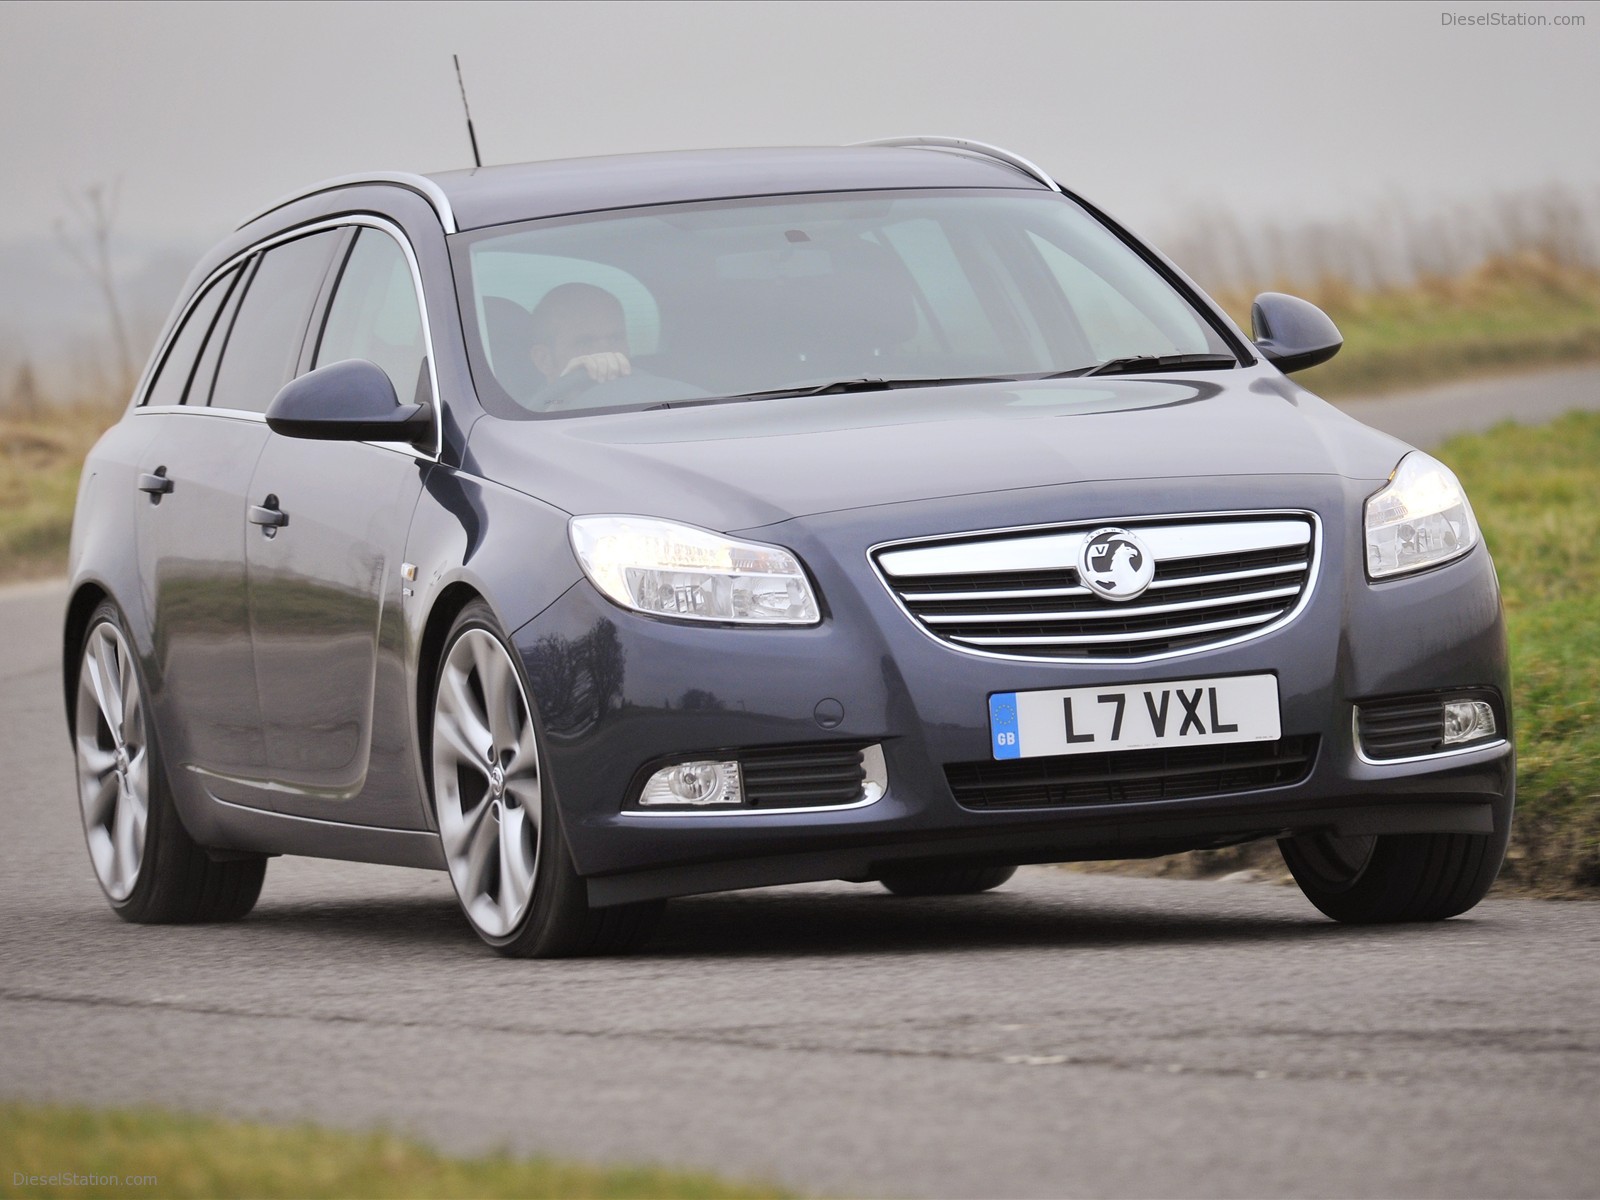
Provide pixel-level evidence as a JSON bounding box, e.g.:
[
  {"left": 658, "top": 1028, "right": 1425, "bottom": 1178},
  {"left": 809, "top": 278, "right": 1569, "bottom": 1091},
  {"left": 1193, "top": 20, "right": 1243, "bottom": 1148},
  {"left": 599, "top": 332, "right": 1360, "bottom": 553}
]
[{"left": 206, "top": 797, "right": 446, "bottom": 870}]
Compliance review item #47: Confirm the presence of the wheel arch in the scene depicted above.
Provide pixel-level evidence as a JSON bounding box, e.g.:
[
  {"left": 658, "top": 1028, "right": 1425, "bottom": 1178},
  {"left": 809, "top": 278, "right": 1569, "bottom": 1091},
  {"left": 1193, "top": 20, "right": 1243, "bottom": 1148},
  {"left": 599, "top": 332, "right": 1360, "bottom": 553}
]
[
  {"left": 415, "top": 581, "right": 489, "bottom": 792},
  {"left": 62, "top": 581, "right": 110, "bottom": 739}
]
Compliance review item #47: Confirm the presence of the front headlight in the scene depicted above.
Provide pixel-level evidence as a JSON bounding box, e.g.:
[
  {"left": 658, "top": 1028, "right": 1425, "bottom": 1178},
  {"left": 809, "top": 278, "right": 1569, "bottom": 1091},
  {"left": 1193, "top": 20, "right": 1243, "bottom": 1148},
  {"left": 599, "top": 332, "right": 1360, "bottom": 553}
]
[
  {"left": 569, "top": 515, "right": 821, "bottom": 625},
  {"left": 1364, "top": 452, "right": 1479, "bottom": 580}
]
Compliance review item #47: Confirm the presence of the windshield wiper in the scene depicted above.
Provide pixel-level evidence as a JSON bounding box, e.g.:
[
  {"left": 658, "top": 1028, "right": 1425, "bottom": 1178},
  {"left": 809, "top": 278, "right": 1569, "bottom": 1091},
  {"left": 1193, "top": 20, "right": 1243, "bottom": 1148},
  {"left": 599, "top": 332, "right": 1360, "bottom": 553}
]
[
  {"left": 715, "top": 375, "right": 1017, "bottom": 404},
  {"left": 1054, "top": 353, "right": 1239, "bottom": 378},
  {"left": 673, "top": 360, "right": 1236, "bottom": 409}
]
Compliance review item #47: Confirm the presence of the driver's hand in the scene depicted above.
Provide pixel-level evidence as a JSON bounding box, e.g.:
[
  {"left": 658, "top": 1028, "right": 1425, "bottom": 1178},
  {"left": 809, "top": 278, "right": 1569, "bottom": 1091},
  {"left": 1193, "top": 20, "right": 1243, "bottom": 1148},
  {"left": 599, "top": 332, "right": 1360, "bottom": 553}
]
[{"left": 562, "top": 352, "right": 631, "bottom": 383}]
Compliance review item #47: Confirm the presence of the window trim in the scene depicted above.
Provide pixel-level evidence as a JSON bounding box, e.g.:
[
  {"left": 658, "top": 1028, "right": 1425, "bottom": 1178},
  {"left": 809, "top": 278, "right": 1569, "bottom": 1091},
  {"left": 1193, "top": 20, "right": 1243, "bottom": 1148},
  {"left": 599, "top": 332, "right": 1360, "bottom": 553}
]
[
  {"left": 298, "top": 226, "right": 358, "bottom": 379},
  {"left": 191, "top": 254, "right": 259, "bottom": 409},
  {"left": 137, "top": 261, "right": 244, "bottom": 410},
  {"left": 134, "top": 215, "right": 444, "bottom": 462}
]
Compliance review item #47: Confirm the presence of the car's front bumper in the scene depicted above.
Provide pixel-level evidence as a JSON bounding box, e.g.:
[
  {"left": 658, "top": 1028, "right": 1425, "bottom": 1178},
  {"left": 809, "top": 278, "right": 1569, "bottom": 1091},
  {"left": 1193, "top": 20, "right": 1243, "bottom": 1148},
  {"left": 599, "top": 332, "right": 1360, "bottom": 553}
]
[{"left": 511, "top": 475, "right": 1513, "bottom": 906}]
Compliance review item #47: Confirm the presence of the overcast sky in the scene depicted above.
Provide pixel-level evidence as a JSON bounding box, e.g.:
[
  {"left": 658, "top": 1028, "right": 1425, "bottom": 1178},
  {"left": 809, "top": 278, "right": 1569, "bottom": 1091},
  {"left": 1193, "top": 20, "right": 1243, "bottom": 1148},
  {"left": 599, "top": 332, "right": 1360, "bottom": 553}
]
[{"left": 3, "top": 0, "right": 1597, "bottom": 250}]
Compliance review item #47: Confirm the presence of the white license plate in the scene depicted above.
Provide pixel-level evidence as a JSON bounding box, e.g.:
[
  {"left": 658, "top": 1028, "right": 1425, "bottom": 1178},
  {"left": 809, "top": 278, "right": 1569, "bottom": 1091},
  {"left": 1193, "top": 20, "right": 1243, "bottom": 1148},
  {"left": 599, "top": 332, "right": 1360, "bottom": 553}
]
[{"left": 988, "top": 674, "right": 1281, "bottom": 760}]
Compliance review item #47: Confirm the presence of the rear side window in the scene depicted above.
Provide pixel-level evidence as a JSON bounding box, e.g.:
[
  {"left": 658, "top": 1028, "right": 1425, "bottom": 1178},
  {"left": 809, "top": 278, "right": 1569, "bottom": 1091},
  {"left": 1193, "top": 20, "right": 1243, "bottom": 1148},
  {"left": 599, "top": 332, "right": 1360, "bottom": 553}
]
[
  {"left": 141, "top": 266, "right": 241, "bottom": 407},
  {"left": 210, "top": 231, "right": 342, "bottom": 414},
  {"left": 187, "top": 261, "right": 251, "bottom": 407},
  {"left": 315, "top": 229, "right": 429, "bottom": 405}
]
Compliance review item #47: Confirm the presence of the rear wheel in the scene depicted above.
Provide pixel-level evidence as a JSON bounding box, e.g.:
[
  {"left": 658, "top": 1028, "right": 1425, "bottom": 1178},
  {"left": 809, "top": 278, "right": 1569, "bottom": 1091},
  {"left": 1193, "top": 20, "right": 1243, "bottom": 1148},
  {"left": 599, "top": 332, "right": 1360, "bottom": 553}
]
[
  {"left": 429, "top": 601, "right": 662, "bottom": 957},
  {"left": 73, "top": 601, "right": 265, "bottom": 923},
  {"left": 1278, "top": 826, "right": 1509, "bottom": 923},
  {"left": 878, "top": 863, "right": 1017, "bottom": 897}
]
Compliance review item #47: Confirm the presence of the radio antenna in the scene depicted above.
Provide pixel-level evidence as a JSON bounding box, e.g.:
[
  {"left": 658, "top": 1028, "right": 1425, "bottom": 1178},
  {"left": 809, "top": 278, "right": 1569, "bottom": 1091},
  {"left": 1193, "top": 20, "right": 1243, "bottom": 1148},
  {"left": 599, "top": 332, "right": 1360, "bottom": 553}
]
[{"left": 453, "top": 54, "right": 483, "bottom": 169}]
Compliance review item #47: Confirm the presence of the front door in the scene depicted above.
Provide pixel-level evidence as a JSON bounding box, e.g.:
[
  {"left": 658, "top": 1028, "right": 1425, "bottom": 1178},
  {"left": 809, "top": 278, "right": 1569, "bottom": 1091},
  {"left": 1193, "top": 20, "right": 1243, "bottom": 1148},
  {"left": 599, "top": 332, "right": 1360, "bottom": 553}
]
[{"left": 244, "top": 225, "right": 436, "bottom": 827}]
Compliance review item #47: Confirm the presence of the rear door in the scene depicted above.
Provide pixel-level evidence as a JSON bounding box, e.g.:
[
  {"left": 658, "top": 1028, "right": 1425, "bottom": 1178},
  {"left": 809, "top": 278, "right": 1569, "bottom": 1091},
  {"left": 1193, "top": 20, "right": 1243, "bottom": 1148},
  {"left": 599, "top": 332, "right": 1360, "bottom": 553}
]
[
  {"left": 133, "top": 229, "right": 342, "bottom": 802},
  {"left": 244, "top": 222, "right": 435, "bottom": 826}
]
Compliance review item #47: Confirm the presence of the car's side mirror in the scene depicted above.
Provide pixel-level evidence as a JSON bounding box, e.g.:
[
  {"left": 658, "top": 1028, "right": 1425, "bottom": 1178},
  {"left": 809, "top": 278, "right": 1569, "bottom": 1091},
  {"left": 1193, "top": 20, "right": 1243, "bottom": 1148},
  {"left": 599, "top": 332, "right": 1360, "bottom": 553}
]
[
  {"left": 265, "top": 359, "right": 434, "bottom": 446},
  {"left": 1250, "top": 292, "right": 1342, "bottom": 374}
]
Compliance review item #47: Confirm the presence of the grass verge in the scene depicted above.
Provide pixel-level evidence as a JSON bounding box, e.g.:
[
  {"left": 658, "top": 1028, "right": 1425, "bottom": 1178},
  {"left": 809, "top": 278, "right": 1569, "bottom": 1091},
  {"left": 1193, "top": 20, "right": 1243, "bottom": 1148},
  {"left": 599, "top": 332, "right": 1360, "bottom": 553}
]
[
  {"left": 0, "top": 403, "right": 113, "bottom": 583},
  {"left": 1442, "top": 411, "right": 1600, "bottom": 893},
  {"left": 0, "top": 1103, "right": 792, "bottom": 1200}
]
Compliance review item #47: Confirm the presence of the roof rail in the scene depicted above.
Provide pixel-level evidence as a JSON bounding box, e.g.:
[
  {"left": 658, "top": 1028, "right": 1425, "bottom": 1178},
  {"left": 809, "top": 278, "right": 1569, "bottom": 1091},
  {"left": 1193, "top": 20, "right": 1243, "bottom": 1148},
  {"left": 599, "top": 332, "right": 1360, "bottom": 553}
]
[
  {"left": 854, "top": 136, "right": 1060, "bottom": 193},
  {"left": 236, "top": 171, "right": 459, "bottom": 234}
]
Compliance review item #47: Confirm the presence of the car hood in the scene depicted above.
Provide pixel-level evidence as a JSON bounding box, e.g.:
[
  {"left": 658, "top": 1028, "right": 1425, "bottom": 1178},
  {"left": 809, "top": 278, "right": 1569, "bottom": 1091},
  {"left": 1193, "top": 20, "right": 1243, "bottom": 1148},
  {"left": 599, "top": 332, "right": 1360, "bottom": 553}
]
[{"left": 467, "top": 369, "right": 1411, "bottom": 532}]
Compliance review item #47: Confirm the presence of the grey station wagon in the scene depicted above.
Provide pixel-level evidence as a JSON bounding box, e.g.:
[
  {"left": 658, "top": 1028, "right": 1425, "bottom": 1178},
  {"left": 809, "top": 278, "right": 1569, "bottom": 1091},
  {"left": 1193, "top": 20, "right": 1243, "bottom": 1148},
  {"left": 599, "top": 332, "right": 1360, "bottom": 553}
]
[{"left": 65, "top": 137, "right": 1513, "bottom": 955}]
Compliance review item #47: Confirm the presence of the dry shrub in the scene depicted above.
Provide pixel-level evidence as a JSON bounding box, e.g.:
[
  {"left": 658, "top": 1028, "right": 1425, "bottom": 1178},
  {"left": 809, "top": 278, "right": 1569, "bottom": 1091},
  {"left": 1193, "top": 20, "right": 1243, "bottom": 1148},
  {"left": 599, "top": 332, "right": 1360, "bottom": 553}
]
[{"left": 1163, "top": 183, "right": 1600, "bottom": 301}]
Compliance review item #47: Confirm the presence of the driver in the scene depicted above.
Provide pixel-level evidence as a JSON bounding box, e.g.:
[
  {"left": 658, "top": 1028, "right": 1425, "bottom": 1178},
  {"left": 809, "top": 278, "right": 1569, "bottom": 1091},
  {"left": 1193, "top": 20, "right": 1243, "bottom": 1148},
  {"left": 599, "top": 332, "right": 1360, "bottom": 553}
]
[{"left": 529, "top": 282, "right": 631, "bottom": 387}]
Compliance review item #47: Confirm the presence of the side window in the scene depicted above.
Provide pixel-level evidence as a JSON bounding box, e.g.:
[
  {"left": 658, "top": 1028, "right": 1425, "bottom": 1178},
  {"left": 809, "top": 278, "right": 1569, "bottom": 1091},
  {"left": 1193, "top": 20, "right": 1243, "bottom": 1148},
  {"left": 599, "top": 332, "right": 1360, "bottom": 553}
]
[
  {"left": 210, "top": 230, "right": 341, "bottom": 414},
  {"left": 467, "top": 247, "right": 658, "bottom": 406},
  {"left": 315, "top": 229, "right": 428, "bottom": 404},
  {"left": 141, "top": 266, "right": 240, "bottom": 407}
]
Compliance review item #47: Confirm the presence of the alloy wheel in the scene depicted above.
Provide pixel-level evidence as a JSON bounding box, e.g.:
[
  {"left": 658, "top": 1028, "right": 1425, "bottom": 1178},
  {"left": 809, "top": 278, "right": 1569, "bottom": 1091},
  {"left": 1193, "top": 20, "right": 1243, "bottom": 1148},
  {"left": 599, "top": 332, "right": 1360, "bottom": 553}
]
[
  {"left": 75, "top": 620, "right": 149, "bottom": 902},
  {"left": 432, "top": 628, "right": 542, "bottom": 939}
]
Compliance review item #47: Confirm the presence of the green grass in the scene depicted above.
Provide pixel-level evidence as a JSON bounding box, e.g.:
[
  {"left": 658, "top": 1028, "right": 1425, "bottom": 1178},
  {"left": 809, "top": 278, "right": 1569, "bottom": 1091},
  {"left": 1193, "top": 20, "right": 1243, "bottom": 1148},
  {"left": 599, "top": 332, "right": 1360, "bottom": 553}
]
[
  {"left": 0, "top": 1104, "right": 793, "bottom": 1200},
  {"left": 1439, "top": 412, "right": 1600, "bottom": 891}
]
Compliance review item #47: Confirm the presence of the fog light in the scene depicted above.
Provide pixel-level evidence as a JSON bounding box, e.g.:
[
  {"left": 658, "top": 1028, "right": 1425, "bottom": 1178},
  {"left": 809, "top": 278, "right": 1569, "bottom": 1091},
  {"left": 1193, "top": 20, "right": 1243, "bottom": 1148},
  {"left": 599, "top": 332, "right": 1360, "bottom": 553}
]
[
  {"left": 638, "top": 760, "right": 744, "bottom": 807},
  {"left": 1442, "top": 700, "right": 1497, "bottom": 745}
]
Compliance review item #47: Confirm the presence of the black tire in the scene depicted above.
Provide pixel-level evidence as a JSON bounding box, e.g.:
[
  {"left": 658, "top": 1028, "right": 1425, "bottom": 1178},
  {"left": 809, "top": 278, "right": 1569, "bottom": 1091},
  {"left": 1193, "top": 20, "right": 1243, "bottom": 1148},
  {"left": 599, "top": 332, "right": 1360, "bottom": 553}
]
[
  {"left": 73, "top": 601, "right": 266, "bottom": 924},
  {"left": 499, "top": 830, "right": 665, "bottom": 959},
  {"left": 878, "top": 863, "right": 1018, "bottom": 897},
  {"left": 1278, "top": 824, "right": 1510, "bottom": 923},
  {"left": 429, "top": 600, "right": 662, "bottom": 958}
]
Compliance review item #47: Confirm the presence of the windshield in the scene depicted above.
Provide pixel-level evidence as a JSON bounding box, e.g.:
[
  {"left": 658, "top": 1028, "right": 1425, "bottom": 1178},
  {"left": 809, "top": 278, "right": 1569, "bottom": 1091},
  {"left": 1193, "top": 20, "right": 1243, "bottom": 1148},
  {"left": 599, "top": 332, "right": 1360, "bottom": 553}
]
[{"left": 452, "top": 190, "right": 1236, "bottom": 418}]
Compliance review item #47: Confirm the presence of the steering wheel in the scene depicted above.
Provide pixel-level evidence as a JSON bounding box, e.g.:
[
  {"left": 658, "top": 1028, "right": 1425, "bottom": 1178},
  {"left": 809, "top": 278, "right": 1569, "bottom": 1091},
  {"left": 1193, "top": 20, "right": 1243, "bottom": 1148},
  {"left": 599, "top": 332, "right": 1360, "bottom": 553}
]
[
  {"left": 539, "top": 369, "right": 708, "bottom": 412},
  {"left": 538, "top": 369, "right": 600, "bottom": 411}
]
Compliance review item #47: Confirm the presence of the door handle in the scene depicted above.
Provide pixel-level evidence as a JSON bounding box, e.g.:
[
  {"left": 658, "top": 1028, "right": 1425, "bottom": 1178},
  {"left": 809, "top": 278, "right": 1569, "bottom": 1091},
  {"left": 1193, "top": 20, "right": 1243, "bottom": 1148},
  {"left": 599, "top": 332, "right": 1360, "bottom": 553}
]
[
  {"left": 248, "top": 495, "right": 288, "bottom": 535},
  {"left": 137, "top": 470, "right": 173, "bottom": 497}
]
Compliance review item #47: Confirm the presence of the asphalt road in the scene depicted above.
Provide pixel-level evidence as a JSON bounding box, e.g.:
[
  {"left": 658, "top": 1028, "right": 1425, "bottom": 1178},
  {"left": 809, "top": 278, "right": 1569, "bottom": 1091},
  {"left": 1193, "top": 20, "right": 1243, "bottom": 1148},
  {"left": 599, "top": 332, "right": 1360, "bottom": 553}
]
[
  {"left": 3, "top": 370, "right": 1599, "bottom": 1198},
  {"left": 1332, "top": 362, "right": 1600, "bottom": 447}
]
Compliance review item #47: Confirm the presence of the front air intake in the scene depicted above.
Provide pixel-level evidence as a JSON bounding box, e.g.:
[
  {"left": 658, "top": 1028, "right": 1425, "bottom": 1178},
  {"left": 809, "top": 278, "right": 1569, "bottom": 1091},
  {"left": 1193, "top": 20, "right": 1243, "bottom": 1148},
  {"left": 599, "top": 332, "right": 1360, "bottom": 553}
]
[
  {"left": 1355, "top": 690, "right": 1503, "bottom": 760},
  {"left": 944, "top": 736, "right": 1319, "bottom": 810}
]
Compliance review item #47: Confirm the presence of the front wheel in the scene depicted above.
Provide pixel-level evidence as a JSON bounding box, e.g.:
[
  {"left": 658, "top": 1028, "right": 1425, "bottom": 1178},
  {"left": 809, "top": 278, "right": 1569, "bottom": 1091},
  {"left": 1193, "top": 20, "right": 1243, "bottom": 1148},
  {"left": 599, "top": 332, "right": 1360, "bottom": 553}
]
[
  {"left": 429, "top": 602, "right": 662, "bottom": 957},
  {"left": 1278, "top": 825, "right": 1509, "bottom": 923}
]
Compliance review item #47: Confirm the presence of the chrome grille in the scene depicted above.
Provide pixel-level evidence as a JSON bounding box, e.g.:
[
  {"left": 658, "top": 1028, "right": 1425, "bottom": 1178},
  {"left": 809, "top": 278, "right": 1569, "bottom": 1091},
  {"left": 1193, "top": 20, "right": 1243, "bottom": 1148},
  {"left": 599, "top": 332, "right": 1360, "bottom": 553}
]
[{"left": 874, "top": 515, "right": 1317, "bottom": 661}]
